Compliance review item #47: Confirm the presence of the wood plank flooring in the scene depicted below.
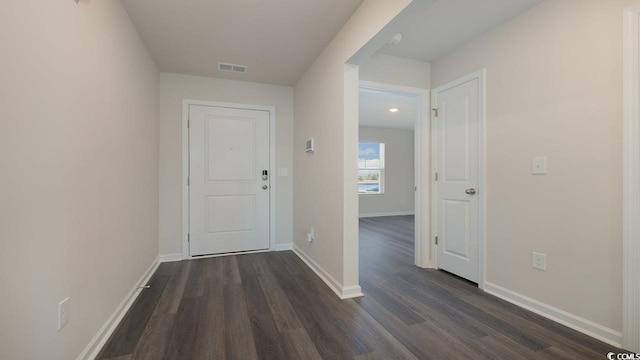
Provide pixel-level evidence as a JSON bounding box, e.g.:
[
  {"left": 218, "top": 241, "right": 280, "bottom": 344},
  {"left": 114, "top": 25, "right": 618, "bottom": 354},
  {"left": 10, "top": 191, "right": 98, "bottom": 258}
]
[{"left": 98, "top": 215, "right": 621, "bottom": 359}]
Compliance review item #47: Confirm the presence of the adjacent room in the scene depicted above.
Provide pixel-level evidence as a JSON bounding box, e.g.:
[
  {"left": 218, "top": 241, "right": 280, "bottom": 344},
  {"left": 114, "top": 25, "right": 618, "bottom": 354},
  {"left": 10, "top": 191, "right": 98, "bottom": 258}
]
[{"left": 2, "top": 0, "right": 640, "bottom": 359}]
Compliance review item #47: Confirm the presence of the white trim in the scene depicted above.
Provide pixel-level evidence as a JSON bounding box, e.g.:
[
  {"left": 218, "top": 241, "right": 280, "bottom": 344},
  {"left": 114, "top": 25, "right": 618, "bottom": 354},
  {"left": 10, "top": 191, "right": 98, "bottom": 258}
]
[
  {"left": 359, "top": 211, "right": 415, "bottom": 218},
  {"left": 269, "top": 108, "right": 277, "bottom": 254},
  {"left": 271, "top": 243, "right": 293, "bottom": 251},
  {"left": 293, "top": 245, "right": 363, "bottom": 299},
  {"left": 358, "top": 80, "right": 431, "bottom": 269},
  {"left": 431, "top": 69, "right": 487, "bottom": 289},
  {"left": 340, "top": 285, "right": 364, "bottom": 299},
  {"left": 76, "top": 257, "right": 160, "bottom": 360},
  {"left": 479, "top": 69, "right": 487, "bottom": 290},
  {"left": 623, "top": 4, "right": 640, "bottom": 352},
  {"left": 484, "top": 282, "right": 622, "bottom": 347},
  {"left": 159, "top": 253, "right": 183, "bottom": 263},
  {"left": 181, "top": 99, "right": 277, "bottom": 259},
  {"left": 344, "top": 64, "right": 361, "bottom": 289},
  {"left": 181, "top": 102, "right": 189, "bottom": 259}
]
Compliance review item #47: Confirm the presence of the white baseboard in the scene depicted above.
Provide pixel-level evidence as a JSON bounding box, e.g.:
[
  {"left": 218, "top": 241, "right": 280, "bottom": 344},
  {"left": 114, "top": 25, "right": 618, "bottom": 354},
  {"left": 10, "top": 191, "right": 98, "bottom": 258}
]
[
  {"left": 484, "top": 282, "right": 622, "bottom": 347},
  {"left": 272, "top": 243, "right": 293, "bottom": 251},
  {"left": 292, "top": 245, "right": 363, "bottom": 299},
  {"left": 341, "top": 285, "right": 365, "bottom": 299},
  {"left": 159, "top": 253, "right": 183, "bottom": 262},
  {"left": 359, "top": 211, "right": 414, "bottom": 218},
  {"left": 76, "top": 256, "right": 160, "bottom": 360}
]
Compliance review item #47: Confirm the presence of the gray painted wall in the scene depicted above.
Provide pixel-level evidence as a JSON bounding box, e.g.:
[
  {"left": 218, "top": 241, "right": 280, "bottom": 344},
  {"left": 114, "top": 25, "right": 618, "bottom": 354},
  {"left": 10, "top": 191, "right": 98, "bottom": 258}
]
[{"left": 359, "top": 126, "right": 414, "bottom": 216}]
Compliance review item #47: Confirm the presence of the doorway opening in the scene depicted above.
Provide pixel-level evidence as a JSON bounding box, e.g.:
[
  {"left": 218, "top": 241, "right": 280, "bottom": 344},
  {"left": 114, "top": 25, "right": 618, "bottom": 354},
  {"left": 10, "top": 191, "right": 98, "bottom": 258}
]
[{"left": 357, "top": 81, "right": 430, "bottom": 289}]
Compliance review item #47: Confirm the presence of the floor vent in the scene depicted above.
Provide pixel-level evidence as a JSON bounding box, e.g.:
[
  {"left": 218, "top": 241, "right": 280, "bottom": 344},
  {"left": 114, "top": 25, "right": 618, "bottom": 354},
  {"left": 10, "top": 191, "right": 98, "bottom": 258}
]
[{"left": 218, "top": 62, "right": 248, "bottom": 73}]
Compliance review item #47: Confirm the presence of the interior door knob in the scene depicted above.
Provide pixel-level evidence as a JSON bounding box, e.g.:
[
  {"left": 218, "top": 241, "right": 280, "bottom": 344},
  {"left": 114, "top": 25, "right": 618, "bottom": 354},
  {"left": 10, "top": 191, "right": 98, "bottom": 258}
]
[
  {"left": 465, "top": 188, "right": 477, "bottom": 195},
  {"left": 262, "top": 185, "right": 268, "bottom": 190}
]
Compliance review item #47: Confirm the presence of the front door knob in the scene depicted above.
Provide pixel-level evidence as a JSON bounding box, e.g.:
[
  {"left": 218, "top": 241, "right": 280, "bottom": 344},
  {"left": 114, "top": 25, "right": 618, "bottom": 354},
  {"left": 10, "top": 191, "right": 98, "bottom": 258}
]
[
  {"left": 262, "top": 185, "right": 268, "bottom": 190},
  {"left": 465, "top": 188, "right": 477, "bottom": 195}
]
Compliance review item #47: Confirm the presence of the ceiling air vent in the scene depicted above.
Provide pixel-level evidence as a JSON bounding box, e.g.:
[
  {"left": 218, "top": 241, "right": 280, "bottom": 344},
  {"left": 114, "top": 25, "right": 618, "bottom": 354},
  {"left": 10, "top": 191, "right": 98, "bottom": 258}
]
[{"left": 218, "top": 62, "right": 248, "bottom": 74}]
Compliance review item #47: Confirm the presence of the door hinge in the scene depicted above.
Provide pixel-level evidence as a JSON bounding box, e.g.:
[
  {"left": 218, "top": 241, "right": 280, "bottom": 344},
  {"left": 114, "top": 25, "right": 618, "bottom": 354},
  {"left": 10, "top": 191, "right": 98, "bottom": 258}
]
[
  {"left": 435, "top": 172, "right": 439, "bottom": 181},
  {"left": 415, "top": 186, "right": 417, "bottom": 191},
  {"left": 435, "top": 236, "right": 438, "bottom": 245},
  {"left": 432, "top": 108, "right": 438, "bottom": 117},
  {"left": 187, "top": 118, "right": 190, "bottom": 128},
  {"left": 187, "top": 233, "right": 190, "bottom": 242},
  {"left": 187, "top": 176, "right": 190, "bottom": 186}
]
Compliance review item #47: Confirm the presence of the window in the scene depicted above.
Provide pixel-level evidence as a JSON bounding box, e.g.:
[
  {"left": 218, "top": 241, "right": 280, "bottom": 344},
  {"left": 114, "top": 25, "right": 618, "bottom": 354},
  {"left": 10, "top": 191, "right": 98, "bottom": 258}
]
[{"left": 358, "top": 142, "right": 385, "bottom": 194}]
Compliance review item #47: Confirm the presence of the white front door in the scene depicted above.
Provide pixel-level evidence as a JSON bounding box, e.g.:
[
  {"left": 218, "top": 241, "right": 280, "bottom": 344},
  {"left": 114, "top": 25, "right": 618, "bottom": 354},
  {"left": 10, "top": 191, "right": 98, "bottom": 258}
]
[
  {"left": 433, "top": 75, "right": 482, "bottom": 283},
  {"left": 189, "top": 105, "right": 270, "bottom": 256}
]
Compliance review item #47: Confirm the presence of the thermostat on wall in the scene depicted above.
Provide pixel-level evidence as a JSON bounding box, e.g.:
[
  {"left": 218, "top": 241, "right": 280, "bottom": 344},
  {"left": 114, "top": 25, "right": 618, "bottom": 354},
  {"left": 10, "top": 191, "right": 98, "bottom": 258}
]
[{"left": 305, "top": 138, "right": 315, "bottom": 153}]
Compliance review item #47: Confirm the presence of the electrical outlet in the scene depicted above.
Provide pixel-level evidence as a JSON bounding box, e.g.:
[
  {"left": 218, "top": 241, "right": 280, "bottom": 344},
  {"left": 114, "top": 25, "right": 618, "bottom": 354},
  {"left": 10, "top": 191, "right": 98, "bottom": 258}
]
[
  {"left": 58, "top": 297, "right": 70, "bottom": 331},
  {"left": 532, "top": 252, "right": 546, "bottom": 271}
]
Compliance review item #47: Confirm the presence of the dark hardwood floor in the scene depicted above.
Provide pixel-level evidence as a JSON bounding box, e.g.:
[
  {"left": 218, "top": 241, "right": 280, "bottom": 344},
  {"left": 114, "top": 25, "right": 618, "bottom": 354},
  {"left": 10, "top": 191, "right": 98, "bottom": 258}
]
[{"left": 97, "top": 215, "right": 620, "bottom": 359}]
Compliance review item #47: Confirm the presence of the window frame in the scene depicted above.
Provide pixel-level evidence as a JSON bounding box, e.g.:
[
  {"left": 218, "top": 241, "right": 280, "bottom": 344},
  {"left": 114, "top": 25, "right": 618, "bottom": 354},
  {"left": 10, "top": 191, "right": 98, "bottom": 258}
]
[{"left": 358, "top": 142, "right": 385, "bottom": 195}]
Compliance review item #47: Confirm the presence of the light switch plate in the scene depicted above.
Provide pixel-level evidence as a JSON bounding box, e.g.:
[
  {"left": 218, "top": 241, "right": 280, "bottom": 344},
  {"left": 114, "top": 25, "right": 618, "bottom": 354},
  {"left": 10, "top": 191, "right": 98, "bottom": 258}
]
[
  {"left": 58, "top": 297, "right": 70, "bottom": 331},
  {"left": 532, "top": 157, "right": 547, "bottom": 175}
]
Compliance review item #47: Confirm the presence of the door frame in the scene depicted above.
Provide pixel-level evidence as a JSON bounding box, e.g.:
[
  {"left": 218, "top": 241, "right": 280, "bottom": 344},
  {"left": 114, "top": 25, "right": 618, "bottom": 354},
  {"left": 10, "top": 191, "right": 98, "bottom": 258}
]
[
  {"left": 623, "top": 4, "right": 640, "bottom": 351},
  {"left": 430, "top": 69, "right": 487, "bottom": 289},
  {"left": 358, "top": 81, "right": 431, "bottom": 268},
  {"left": 181, "top": 99, "right": 276, "bottom": 260}
]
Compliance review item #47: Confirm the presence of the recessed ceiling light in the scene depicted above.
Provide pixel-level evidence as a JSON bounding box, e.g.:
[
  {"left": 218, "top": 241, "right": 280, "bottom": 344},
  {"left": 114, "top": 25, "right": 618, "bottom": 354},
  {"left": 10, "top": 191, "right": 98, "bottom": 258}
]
[{"left": 389, "top": 108, "right": 399, "bottom": 113}]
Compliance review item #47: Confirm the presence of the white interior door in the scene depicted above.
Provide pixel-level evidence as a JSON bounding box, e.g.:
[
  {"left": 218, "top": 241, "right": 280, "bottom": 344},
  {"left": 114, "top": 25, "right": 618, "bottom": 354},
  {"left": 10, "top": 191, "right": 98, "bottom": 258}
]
[
  {"left": 189, "top": 105, "right": 270, "bottom": 256},
  {"left": 434, "top": 77, "right": 481, "bottom": 283}
]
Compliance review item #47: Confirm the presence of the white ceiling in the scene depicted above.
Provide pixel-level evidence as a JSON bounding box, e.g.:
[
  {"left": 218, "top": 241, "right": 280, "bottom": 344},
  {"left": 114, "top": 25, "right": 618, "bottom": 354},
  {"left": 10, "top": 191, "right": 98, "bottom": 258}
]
[
  {"left": 359, "top": 90, "right": 416, "bottom": 130},
  {"left": 358, "top": 0, "right": 542, "bottom": 129},
  {"left": 121, "top": 1, "right": 546, "bottom": 134},
  {"left": 378, "top": 0, "right": 544, "bottom": 62},
  {"left": 121, "top": 0, "right": 544, "bottom": 87},
  {"left": 121, "top": 0, "right": 363, "bottom": 86}
]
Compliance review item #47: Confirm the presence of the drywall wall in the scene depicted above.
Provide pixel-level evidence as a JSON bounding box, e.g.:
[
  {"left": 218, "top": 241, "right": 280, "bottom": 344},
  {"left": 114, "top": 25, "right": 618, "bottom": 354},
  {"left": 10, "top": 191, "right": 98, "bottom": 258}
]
[
  {"left": 431, "top": 0, "right": 636, "bottom": 333},
  {"left": 360, "top": 53, "right": 431, "bottom": 89},
  {"left": 359, "top": 127, "right": 415, "bottom": 216},
  {"left": 159, "top": 73, "right": 294, "bottom": 255},
  {"left": 0, "top": 1, "right": 159, "bottom": 359},
  {"left": 293, "top": 0, "right": 417, "bottom": 294}
]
